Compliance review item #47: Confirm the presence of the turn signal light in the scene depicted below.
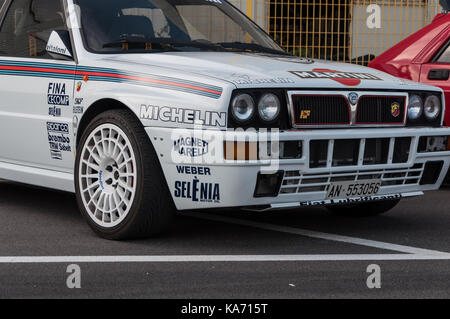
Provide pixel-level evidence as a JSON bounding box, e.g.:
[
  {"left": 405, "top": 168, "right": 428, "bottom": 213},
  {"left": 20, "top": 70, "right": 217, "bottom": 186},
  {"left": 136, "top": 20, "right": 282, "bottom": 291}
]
[{"left": 224, "top": 141, "right": 258, "bottom": 160}]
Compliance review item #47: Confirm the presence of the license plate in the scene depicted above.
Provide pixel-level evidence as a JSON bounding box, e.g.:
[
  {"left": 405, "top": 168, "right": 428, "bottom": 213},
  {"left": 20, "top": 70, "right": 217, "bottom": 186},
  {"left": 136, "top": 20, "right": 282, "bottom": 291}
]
[{"left": 325, "top": 180, "right": 381, "bottom": 200}]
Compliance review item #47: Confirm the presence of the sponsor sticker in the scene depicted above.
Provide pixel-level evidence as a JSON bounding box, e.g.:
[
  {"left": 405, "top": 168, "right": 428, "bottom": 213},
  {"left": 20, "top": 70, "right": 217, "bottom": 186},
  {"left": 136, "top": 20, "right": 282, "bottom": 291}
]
[
  {"left": 174, "top": 177, "right": 220, "bottom": 203},
  {"left": 140, "top": 105, "right": 227, "bottom": 128},
  {"left": 176, "top": 165, "right": 211, "bottom": 176},
  {"left": 174, "top": 137, "right": 209, "bottom": 157},
  {"left": 290, "top": 69, "right": 382, "bottom": 87},
  {"left": 48, "top": 82, "right": 69, "bottom": 106},
  {"left": 46, "top": 121, "right": 71, "bottom": 159},
  {"left": 48, "top": 106, "right": 61, "bottom": 117}
]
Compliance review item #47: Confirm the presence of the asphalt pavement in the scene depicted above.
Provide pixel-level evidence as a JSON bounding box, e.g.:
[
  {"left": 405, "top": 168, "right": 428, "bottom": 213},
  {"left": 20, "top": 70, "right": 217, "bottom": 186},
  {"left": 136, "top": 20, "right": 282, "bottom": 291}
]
[{"left": 0, "top": 180, "right": 449, "bottom": 298}]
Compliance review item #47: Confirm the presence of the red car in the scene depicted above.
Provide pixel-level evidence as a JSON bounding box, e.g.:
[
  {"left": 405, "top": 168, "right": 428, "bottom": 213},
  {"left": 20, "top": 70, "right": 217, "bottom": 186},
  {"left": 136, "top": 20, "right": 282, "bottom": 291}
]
[{"left": 369, "top": 10, "right": 450, "bottom": 126}]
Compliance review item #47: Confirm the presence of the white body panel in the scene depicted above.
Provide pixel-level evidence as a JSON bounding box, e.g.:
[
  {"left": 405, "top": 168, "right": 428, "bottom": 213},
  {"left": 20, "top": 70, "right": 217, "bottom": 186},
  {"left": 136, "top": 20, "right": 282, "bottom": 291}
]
[{"left": 0, "top": 0, "right": 449, "bottom": 212}]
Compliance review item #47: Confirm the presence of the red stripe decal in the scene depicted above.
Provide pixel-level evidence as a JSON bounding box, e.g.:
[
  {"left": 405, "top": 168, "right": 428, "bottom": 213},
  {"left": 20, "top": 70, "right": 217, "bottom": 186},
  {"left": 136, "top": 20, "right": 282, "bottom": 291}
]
[
  {"left": 0, "top": 64, "right": 222, "bottom": 96},
  {"left": 0, "top": 65, "right": 76, "bottom": 75},
  {"left": 77, "top": 71, "right": 222, "bottom": 95}
]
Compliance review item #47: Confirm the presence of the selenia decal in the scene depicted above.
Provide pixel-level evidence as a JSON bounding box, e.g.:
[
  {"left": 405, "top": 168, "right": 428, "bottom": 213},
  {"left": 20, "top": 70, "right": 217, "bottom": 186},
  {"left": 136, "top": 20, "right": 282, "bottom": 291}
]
[
  {"left": 174, "top": 177, "right": 220, "bottom": 203},
  {"left": 290, "top": 69, "right": 382, "bottom": 86}
]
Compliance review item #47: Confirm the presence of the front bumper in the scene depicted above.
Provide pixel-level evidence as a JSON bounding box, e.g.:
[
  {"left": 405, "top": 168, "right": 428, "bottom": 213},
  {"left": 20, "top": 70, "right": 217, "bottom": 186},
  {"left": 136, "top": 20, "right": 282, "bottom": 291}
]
[{"left": 146, "top": 127, "right": 450, "bottom": 211}]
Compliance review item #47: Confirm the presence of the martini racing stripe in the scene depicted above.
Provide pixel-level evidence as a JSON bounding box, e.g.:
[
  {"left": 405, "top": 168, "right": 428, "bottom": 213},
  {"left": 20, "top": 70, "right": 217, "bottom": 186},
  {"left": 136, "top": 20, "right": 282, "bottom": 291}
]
[{"left": 0, "top": 60, "right": 223, "bottom": 99}]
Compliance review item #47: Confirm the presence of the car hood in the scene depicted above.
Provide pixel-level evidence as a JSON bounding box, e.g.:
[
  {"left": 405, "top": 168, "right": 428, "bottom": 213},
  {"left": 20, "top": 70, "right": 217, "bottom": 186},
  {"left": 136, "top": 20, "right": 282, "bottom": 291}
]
[{"left": 103, "top": 51, "right": 436, "bottom": 91}]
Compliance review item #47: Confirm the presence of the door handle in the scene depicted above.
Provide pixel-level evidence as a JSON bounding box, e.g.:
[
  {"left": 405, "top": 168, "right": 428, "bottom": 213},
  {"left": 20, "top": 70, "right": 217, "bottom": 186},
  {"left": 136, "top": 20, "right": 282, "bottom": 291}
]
[{"left": 428, "top": 69, "right": 450, "bottom": 80}]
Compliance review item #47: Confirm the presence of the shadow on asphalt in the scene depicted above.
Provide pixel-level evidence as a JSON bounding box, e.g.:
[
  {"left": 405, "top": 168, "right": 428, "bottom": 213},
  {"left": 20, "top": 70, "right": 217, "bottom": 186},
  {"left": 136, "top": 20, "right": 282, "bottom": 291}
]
[{"left": 0, "top": 180, "right": 448, "bottom": 245}]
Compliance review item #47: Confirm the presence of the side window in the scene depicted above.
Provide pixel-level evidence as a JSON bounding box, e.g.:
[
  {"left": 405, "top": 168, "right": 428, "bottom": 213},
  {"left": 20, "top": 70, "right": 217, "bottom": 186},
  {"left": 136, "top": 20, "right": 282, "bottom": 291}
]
[
  {"left": 437, "top": 44, "right": 450, "bottom": 64},
  {"left": 0, "top": 0, "right": 66, "bottom": 59}
]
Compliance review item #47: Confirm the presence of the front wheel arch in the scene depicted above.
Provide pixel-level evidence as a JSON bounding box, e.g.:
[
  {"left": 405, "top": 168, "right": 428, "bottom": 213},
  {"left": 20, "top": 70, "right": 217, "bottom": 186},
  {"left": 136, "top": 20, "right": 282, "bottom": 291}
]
[{"left": 76, "top": 98, "right": 134, "bottom": 148}]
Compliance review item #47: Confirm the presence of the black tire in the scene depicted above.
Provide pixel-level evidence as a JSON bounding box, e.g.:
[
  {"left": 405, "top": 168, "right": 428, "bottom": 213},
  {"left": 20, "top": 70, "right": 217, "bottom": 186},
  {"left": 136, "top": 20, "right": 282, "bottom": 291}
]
[
  {"left": 75, "top": 109, "right": 175, "bottom": 240},
  {"left": 326, "top": 199, "right": 401, "bottom": 217}
]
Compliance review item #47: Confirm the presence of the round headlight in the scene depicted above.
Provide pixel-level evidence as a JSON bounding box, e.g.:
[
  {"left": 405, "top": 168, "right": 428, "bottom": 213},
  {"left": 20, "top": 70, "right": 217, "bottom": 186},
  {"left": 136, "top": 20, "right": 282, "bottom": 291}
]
[
  {"left": 408, "top": 95, "right": 423, "bottom": 121},
  {"left": 231, "top": 94, "right": 255, "bottom": 122},
  {"left": 424, "top": 95, "right": 441, "bottom": 121},
  {"left": 258, "top": 93, "right": 281, "bottom": 122}
]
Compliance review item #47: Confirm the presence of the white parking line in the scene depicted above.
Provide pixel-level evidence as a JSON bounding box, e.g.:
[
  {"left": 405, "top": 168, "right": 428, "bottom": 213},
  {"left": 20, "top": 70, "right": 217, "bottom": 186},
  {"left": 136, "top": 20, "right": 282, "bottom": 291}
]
[
  {"left": 1, "top": 212, "right": 449, "bottom": 264},
  {"left": 0, "top": 254, "right": 450, "bottom": 263},
  {"left": 183, "top": 212, "right": 450, "bottom": 257}
]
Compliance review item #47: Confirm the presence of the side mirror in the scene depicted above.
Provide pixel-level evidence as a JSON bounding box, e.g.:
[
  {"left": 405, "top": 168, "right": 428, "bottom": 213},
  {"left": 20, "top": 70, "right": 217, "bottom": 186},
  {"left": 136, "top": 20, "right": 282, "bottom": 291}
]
[{"left": 46, "top": 30, "right": 73, "bottom": 60}]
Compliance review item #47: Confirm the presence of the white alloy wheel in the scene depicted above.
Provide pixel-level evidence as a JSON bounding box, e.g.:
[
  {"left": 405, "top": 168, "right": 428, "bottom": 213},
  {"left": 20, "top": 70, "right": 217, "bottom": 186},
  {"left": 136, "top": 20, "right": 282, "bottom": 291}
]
[{"left": 79, "top": 123, "right": 137, "bottom": 228}]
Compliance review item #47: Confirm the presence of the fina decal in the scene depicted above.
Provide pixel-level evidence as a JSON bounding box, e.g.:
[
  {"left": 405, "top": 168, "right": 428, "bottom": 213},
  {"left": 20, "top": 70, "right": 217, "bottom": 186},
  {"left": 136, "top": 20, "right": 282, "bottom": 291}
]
[
  {"left": 391, "top": 102, "right": 401, "bottom": 118},
  {"left": 176, "top": 165, "right": 211, "bottom": 176},
  {"left": 290, "top": 69, "right": 382, "bottom": 87},
  {"left": 140, "top": 105, "right": 227, "bottom": 128},
  {"left": 46, "top": 122, "right": 71, "bottom": 160},
  {"left": 47, "top": 82, "right": 69, "bottom": 106},
  {"left": 174, "top": 177, "right": 220, "bottom": 203},
  {"left": 174, "top": 137, "right": 209, "bottom": 157}
]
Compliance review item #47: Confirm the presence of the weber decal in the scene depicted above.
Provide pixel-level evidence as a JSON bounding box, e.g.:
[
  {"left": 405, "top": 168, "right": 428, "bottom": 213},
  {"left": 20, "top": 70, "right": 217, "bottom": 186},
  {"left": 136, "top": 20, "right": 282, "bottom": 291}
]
[{"left": 176, "top": 166, "right": 211, "bottom": 176}]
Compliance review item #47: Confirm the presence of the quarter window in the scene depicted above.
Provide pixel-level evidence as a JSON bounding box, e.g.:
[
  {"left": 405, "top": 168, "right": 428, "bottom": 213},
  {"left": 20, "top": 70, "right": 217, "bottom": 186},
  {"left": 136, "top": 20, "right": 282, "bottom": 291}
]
[
  {"left": 437, "top": 44, "right": 450, "bottom": 64},
  {"left": 0, "top": 0, "right": 67, "bottom": 59}
]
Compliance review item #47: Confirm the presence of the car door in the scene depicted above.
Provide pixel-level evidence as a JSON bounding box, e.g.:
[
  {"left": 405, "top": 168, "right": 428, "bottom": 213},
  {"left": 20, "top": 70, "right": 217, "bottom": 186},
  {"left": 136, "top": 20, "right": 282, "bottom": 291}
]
[
  {"left": 419, "top": 39, "right": 450, "bottom": 126},
  {"left": 0, "top": 0, "right": 75, "bottom": 171}
]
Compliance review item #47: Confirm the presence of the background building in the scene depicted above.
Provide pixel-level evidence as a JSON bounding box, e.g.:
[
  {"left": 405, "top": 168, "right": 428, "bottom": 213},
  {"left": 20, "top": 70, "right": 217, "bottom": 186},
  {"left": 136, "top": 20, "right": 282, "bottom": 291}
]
[{"left": 230, "top": 0, "right": 444, "bottom": 65}]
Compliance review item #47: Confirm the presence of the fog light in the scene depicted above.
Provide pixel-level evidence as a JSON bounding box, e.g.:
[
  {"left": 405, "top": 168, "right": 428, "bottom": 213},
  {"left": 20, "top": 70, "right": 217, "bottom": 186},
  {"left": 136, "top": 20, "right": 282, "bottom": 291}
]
[
  {"left": 420, "top": 161, "right": 444, "bottom": 185},
  {"left": 254, "top": 171, "right": 284, "bottom": 197}
]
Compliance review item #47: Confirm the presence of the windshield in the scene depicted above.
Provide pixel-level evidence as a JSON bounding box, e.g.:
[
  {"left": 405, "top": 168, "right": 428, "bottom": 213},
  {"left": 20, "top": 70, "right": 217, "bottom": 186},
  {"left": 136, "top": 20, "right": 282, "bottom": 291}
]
[{"left": 74, "top": 0, "right": 286, "bottom": 55}]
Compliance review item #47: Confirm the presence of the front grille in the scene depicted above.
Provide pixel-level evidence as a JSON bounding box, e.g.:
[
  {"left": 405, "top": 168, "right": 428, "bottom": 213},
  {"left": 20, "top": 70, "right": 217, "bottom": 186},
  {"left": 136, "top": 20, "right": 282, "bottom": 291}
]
[
  {"left": 356, "top": 96, "right": 406, "bottom": 124},
  {"left": 291, "top": 95, "right": 350, "bottom": 126},
  {"left": 280, "top": 164, "right": 424, "bottom": 194},
  {"left": 309, "top": 137, "right": 412, "bottom": 168}
]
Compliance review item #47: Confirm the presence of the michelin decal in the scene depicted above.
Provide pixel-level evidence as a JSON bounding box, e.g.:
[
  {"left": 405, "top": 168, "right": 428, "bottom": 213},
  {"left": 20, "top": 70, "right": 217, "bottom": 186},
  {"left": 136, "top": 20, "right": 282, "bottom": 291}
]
[{"left": 140, "top": 105, "right": 227, "bottom": 128}]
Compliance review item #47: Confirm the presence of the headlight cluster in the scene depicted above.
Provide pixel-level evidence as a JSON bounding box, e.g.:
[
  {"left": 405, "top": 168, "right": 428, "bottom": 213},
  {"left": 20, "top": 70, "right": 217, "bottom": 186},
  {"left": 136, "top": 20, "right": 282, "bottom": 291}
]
[
  {"left": 407, "top": 92, "right": 443, "bottom": 126},
  {"left": 228, "top": 90, "right": 288, "bottom": 128}
]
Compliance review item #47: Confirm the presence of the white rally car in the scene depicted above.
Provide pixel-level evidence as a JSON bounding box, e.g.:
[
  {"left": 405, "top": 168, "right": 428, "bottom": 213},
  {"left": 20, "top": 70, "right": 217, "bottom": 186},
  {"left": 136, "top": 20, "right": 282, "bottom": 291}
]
[{"left": 0, "top": 0, "right": 449, "bottom": 239}]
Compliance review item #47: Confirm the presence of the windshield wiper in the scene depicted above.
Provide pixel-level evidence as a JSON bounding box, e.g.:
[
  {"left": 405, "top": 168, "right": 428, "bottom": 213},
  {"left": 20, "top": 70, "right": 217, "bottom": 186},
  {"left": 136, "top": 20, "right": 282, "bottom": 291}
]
[
  {"left": 218, "top": 42, "right": 291, "bottom": 56},
  {"left": 103, "top": 36, "right": 226, "bottom": 52}
]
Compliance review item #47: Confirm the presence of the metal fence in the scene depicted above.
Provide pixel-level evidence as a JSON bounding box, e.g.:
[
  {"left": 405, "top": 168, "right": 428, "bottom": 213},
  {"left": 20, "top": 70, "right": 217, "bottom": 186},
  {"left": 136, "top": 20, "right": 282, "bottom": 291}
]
[{"left": 231, "top": 0, "right": 443, "bottom": 65}]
